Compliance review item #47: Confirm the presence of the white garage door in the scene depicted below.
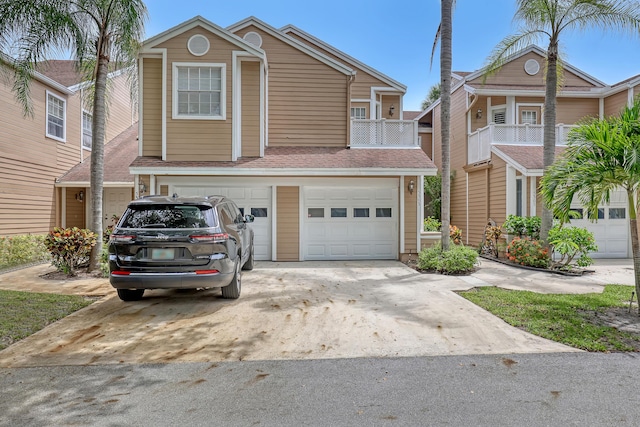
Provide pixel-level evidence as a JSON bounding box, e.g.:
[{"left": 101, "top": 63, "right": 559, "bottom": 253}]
[
  {"left": 303, "top": 187, "right": 398, "bottom": 260},
  {"left": 172, "top": 185, "right": 272, "bottom": 260},
  {"left": 569, "top": 204, "right": 629, "bottom": 258}
]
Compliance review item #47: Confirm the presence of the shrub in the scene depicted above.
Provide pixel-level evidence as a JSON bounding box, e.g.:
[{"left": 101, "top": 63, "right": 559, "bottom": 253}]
[
  {"left": 418, "top": 241, "right": 478, "bottom": 274},
  {"left": 44, "top": 227, "right": 97, "bottom": 276},
  {"left": 548, "top": 225, "right": 597, "bottom": 268},
  {"left": 0, "top": 234, "right": 50, "bottom": 270},
  {"left": 503, "top": 215, "right": 541, "bottom": 239},
  {"left": 507, "top": 237, "right": 549, "bottom": 268},
  {"left": 482, "top": 224, "right": 503, "bottom": 257},
  {"left": 424, "top": 216, "right": 442, "bottom": 232},
  {"left": 449, "top": 225, "right": 462, "bottom": 244}
]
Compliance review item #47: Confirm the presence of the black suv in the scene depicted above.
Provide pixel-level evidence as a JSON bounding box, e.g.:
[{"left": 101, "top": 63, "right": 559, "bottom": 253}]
[{"left": 108, "top": 195, "right": 254, "bottom": 301}]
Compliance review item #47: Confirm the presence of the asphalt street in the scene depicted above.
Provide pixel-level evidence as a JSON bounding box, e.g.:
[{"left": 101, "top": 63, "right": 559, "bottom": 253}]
[{"left": 1, "top": 352, "right": 639, "bottom": 426}]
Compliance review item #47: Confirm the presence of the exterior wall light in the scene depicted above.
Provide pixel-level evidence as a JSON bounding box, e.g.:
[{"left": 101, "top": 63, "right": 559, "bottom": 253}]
[
  {"left": 138, "top": 180, "right": 147, "bottom": 194},
  {"left": 476, "top": 109, "right": 482, "bottom": 119},
  {"left": 75, "top": 190, "right": 84, "bottom": 202},
  {"left": 408, "top": 179, "right": 415, "bottom": 194},
  {"left": 389, "top": 104, "right": 395, "bottom": 117}
]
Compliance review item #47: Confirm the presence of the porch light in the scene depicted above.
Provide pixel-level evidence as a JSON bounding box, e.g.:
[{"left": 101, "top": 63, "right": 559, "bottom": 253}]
[
  {"left": 75, "top": 190, "right": 84, "bottom": 202},
  {"left": 476, "top": 109, "right": 482, "bottom": 119},
  {"left": 389, "top": 104, "right": 395, "bottom": 116},
  {"left": 408, "top": 179, "right": 415, "bottom": 194},
  {"left": 138, "top": 179, "right": 147, "bottom": 194}
]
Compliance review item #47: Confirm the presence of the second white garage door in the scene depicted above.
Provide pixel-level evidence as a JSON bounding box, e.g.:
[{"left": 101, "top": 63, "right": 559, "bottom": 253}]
[
  {"left": 172, "top": 185, "right": 272, "bottom": 261},
  {"left": 303, "top": 187, "right": 398, "bottom": 260}
]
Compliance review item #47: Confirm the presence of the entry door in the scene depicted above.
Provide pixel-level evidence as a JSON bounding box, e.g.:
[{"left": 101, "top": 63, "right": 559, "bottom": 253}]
[{"left": 104, "top": 188, "right": 132, "bottom": 229}]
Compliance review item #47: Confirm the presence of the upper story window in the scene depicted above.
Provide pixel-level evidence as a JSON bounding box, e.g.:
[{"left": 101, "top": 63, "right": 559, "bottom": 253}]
[
  {"left": 351, "top": 107, "right": 366, "bottom": 119},
  {"left": 46, "top": 91, "right": 66, "bottom": 142},
  {"left": 521, "top": 110, "right": 537, "bottom": 125},
  {"left": 172, "top": 63, "right": 226, "bottom": 120},
  {"left": 82, "top": 111, "right": 92, "bottom": 150}
]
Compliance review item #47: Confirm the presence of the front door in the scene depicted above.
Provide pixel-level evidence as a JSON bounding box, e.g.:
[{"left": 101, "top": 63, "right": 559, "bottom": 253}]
[{"left": 104, "top": 188, "right": 133, "bottom": 230}]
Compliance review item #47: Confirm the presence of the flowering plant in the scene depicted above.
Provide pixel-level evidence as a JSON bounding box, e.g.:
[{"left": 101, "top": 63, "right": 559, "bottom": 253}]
[{"left": 506, "top": 237, "right": 549, "bottom": 268}]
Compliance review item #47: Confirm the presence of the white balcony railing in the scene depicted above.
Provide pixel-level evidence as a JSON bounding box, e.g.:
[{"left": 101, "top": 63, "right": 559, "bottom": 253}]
[
  {"left": 350, "top": 119, "right": 419, "bottom": 148},
  {"left": 467, "top": 123, "right": 577, "bottom": 164}
]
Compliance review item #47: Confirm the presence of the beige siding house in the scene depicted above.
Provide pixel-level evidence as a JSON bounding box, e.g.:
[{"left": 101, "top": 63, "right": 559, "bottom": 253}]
[
  {"left": 0, "top": 58, "right": 136, "bottom": 236},
  {"left": 131, "top": 16, "right": 436, "bottom": 261},
  {"left": 421, "top": 45, "right": 640, "bottom": 258}
]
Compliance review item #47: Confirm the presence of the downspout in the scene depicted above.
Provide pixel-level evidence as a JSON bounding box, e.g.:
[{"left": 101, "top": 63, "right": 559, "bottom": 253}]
[{"left": 346, "top": 73, "right": 355, "bottom": 147}]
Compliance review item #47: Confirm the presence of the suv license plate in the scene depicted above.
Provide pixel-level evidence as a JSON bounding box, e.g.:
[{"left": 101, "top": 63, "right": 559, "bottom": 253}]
[{"left": 152, "top": 248, "right": 175, "bottom": 260}]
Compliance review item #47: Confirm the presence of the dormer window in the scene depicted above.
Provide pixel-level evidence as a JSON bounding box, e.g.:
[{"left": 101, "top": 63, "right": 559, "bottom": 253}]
[{"left": 172, "top": 63, "right": 226, "bottom": 120}]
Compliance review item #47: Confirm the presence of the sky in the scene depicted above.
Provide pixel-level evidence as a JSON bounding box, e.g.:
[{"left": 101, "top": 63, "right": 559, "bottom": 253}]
[{"left": 145, "top": 0, "right": 640, "bottom": 111}]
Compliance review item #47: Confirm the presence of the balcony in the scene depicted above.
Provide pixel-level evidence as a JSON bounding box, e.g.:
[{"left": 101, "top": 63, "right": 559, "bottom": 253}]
[
  {"left": 467, "top": 123, "right": 577, "bottom": 164},
  {"left": 350, "top": 119, "right": 419, "bottom": 148}
]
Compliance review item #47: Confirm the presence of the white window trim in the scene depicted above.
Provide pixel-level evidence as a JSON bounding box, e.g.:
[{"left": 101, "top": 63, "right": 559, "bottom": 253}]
[
  {"left": 46, "top": 90, "right": 66, "bottom": 142},
  {"left": 172, "top": 62, "right": 226, "bottom": 120},
  {"left": 520, "top": 110, "right": 537, "bottom": 125},
  {"left": 516, "top": 103, "right": 544, "bottom": 125},
  {"left": 350, "top": 107, "right": 366, "bottom": 119},
  {"left": 82, "top": 110, "right": 93, "bottom": 151}
]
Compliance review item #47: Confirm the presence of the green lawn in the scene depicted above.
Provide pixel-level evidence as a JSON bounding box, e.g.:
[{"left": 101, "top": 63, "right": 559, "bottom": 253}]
[
  {"left": 0, "top": 289, "right": 94, "bottom": 351},
  {"left": 460, "top": 285, "right": 640, "bottom": 352}
]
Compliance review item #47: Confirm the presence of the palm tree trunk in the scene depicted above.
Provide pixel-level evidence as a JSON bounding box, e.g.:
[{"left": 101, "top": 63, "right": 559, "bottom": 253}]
[
  {"left": 87, "top": 55, "right": 109, "bottom": 271},
  {"left": 540, "top": 40, "right": 558, "bottom": 244},
  {"left": 440, "top": 0, "right": 453, "bottom": 251},
  {"left": 627, "top": 191, "right": 640, "bottom": 315}
]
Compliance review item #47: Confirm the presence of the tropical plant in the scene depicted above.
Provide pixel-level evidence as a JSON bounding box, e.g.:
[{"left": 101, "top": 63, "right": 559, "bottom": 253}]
[
  {"left": 449, "top": 225, "right": 462, "bottom": 245},
  {"left": 548, "top": 225, "right": 597, "bottom": 268},
  {"left": 507, "top": 237, "right": 550, "bottom": 268},
  {"left": 421, "top": 83, "right": 441, "bottom": 110},
  {"left": 502, "top": 215, "right": 541, "bottom": 239},
  {"left": 484, "top": 0, "right": 640, "bottom": 244},
  {"left": 0, "top": 0, "right": 148, "bottom": 271},
  {"left": 482, "top": 224, "right": 503, "bottom": 258},
  {"left": 423, "top": 174, "right": 442, "bottom": 220},
  {"left": 44, "top": 227, "right": 97, "bottom": 275},
  {"left": 541, "top": 97, "right": 640, "bottom": 310},
  {"left": 0, "top": 234, "right": 50, "bottom": 269},
  {"left": 424, "top": 216, "right": 442, "bottom": 232}
]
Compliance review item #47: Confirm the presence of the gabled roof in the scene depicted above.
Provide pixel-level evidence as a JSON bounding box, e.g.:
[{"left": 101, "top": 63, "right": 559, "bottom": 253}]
[
  {"left": 279, "top": 24, "right": 405, "bottom": 92},
  {"left": 141, "top": 15, "right": 265, "bottom": 60},
  {"left": 57, "top": 124, "right": 138, "bottom": 185},
  {"left": 463, "top": 45, "right": 607, "bottom": 89},
  {"left": 0, "top": 52, "right": 74, "bottom": 95},
  {"left": 35, "top": 60, "right": 84, "bottom": 87},
  {"left": 226, "top": 17, "right": 354, "bottom": 76}
]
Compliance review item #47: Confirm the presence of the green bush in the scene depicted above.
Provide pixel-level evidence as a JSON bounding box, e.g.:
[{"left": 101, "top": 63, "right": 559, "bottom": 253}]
[
  {"left": 418, "top": 242, "right": 478, "bottom": 274},
  {"left": 548, "top": 225, "right": 598, "bottom": 268},
  {"left": 503, "top": 215, "right": 541, "bottom": 239},
  {"left": 423, "top": 216, "right": 442, "bottom": 232},
  {"left": 44, "top": 227, "right": 97, "bottom": 276},
  {"left": 0, "top": 234, "right": 50, "bottom": 270},
  {"left": 507, "top": 237, "right": 549, "bottom": 268}
]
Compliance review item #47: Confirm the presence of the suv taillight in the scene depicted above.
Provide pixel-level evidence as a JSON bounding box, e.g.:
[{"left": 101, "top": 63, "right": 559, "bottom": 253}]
[
  {"left": 189, "top": 233, "right": 228, "bottom": 243},
  {"left": 109, "top": 234, "right": 136, "bottom": 243}
]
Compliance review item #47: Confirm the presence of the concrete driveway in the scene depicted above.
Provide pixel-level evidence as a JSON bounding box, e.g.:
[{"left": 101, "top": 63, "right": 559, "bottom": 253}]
[{"left": 0, "top": 260, "right": 581, "bottom": 368}]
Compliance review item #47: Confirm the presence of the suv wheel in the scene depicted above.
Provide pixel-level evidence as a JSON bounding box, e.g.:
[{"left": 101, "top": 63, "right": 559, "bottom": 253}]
[
  {"left": 117, "top": 288, "right": 145, "bottom": 301},
  {"left": 221, "top": 258, "right": 241, "bottom": 299}
]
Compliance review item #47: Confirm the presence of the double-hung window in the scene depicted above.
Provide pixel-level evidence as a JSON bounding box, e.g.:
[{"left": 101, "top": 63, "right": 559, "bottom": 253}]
[
  {"left": 173, "top": 63, "right": 225, "bottom": 119},
  {"left": 82, "top": 111, "right": 92, "bottom": 150},
  {"left": 46, "top": 91, "right": 66, "bottom": 141}
]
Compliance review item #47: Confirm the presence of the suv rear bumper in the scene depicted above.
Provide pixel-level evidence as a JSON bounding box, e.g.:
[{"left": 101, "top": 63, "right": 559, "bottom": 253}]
[{"left": 109, "top": 270, "right": 235, "bottom": 289}]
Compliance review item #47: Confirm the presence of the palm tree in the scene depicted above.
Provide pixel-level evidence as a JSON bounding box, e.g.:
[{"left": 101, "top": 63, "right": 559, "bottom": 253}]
[
  {"left": 0, "top": 0, "right": 147, "bottom": 271},
  {"left": 540, "top": 97, "right": 640, "bottom": 312},
  {"left": 430, "top": 1, "right": 454, "bottom": 251},
  {"left": 484, "top": 0, "right": 640, "bottom": 244},
  {"left": 421, "top": 83, "right": 441, "bottom": 111}
]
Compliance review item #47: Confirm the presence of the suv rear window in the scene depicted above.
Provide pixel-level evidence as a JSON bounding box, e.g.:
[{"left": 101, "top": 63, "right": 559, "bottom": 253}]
[{"left": 119, "top": 205, "right": 215, "bottom": 229}]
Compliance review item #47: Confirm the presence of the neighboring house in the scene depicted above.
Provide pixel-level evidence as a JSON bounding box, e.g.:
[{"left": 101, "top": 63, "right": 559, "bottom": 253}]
[
  {"left": 420, "top": 45, "right": 640, "bottom": 258},
  {"left": 132, "top": 16, "right": 435, "bottom": 261},
  {"left": 0, "top": 57, "right": 137, "bottom": 236}
]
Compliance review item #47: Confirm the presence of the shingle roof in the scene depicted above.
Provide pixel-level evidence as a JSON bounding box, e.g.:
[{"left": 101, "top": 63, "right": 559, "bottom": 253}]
[
  {"left": 493, "top": 145, "right": 566, "bottom": 170},
  {"left": 403, "top": 111, "right": 422, "bottom": 120},
  {"left": 131, "top": 146, "right": 436, "bottom": 173},
  {"left": 58, "top": 124, "right": 138, "bottom": 183},
  {"left": 35, "top": 60, "right": 85, "bottom": 87}
]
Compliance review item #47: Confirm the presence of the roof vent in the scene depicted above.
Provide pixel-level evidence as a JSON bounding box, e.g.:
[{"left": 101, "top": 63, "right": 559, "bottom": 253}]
[
  {"left": 187, "top": 34, "right": 210, "bottom": 57},
  {"left": 243, "top": 31, "right": 263, "bottom": 48},
  {"left": 524, "top": 59, "right": 540, "bottom": 76}
]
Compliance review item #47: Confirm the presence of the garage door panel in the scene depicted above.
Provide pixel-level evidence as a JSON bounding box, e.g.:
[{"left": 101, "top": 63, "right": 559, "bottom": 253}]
[
  {"left": 303, "top": 185, "right": 398, "bottom": 260},
  {"left": 570, "top": 205, "right": 628, "bottom": 258}
]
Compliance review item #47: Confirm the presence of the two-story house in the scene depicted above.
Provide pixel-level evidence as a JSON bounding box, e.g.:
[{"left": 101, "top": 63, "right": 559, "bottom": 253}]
[
  {"left": 421, "top": 45, "right": 640, "bottom": 258},
  {"left": 0, "top": 57, "right": 137, "bottom": 236},
  {"left": 131, "top": 16, "right": 436, "bottom": 262}
]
